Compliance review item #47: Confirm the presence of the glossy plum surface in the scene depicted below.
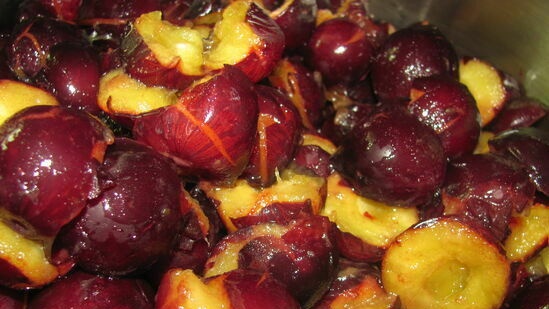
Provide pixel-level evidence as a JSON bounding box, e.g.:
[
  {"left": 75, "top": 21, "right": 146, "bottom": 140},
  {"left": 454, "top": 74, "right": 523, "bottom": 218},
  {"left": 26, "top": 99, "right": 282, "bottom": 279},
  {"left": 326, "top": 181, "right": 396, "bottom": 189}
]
[
  {"left": 332, "top": 104, "right": 447, "bottom": 206},
  {"left": 489, "top": 127, "right": 549, "bottom": 197},
  {"left": 28, "top": 270, "right": 155, "bottom": 308},
  {"left": 371, "top": 23, "right": 459, "bottom": 101},
  {"left": 442, "top": 153, "right": 536, "bottom": 241},
  {"left": 133, "top": 66, "right": 258, "bottom": 184},
  {"left": 308, "top": 17, "right": 374, "bottom": 87},
  {"left": 39, "top": 41, "right": 102, "bottom": 114},
  {"left": 6, "top": 17, "right": 87, "bottom": 82},
  {"left": 408, "top": 74, "right": 481, "bottom": 158},
  {"left": 242, "top": 85, "right": 301, "bottom": 187},
  {"left": 55, "top": 138, "right": 185, "bottom": 276},
  {"left": 0, "top": 105, "right": 113, "bottom": 237}
]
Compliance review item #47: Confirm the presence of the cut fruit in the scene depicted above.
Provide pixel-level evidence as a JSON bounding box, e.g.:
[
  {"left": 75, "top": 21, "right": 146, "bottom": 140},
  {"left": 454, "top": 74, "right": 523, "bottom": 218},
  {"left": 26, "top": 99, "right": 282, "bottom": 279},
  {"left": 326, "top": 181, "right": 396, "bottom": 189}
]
[
  {"left": 128, "top": 0, "right": 284, "bottom": 84},
  {"left": 504, "top": 203, "right": 549, "bottom": 263},
  {"left": 156, "top": 268, "right": 300, "bottom": 309},
  {"left": 381, "top": 216, "right": 510, "bottom": 309},
  {"left": 314, "top": 259, "right": 399, "bottom": 309},
  {"left": 321, "top": 172, "right": 419, "bottom": 250},
  {"left": 0, "top": 219, "right": 62, "bottom": 289},
  {"left": 459, "top": 57, "right": 508, "bottom": 127},
  {"left": 155, "top": 268, "right": 231, "bottom": 309},
  {"left": 97, "top": 69, "right": 178, "bottom": 115},
  {"left": 473, "top": 131, "right": 495, "bottom": 154},
  {"left": 199, "top": 168, "right": 326, "bottom": 232},
  {"left": 0, "top": 79, "right": 59, "bottom": 125}
]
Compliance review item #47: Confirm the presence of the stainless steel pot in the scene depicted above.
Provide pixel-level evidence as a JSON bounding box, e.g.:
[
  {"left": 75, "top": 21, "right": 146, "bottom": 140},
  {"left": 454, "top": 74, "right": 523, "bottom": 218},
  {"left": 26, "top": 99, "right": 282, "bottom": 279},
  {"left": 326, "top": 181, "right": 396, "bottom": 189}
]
[{"left": 368, "top": 0, "right": 549, "bottom": 104}]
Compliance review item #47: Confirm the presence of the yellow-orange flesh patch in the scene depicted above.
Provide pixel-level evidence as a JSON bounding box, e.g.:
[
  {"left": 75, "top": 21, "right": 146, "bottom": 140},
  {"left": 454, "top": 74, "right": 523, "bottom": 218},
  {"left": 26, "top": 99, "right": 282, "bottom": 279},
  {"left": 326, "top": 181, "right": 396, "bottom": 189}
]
[
  {"left": 459, "top": 58, "right": 507, "bottom": 127},
  {"left": 0, "top": 79, "right": 59, "bottom": 125},
  {"left": 382, "top": 218, "right": 510, "bottom": 309},
  {"left": 0, "top": 219, "right": 60, "bottom": 289},
  {"left": 321, "top": 172, "right": 419, "bottom": 248},
  {"left": 97, "top": 69, "right": 178, "bottom": 115},
  {"left": 505, "top": 203, "right": 549, "bottom": 262}
]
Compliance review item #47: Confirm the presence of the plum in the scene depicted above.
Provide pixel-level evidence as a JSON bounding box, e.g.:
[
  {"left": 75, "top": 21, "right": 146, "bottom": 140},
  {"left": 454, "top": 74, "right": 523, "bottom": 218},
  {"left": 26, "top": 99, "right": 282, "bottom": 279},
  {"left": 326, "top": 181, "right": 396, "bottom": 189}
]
[
  {"left": 441, "top": 153, "right": 536, "bottom": 241},
  {"left": 312, "top": 259, "right": 399, "bottom": 308},
  {"left": 203, "top": 214, "right": 338, "bottom": 306},
  {"left": 241, "top": 85, "right": 301, "bottom": 188},
  {"left": 0, "top": 105, "right": 113, "bottom": 238},
  {"left": 133, "top": 66, "right": 258, "bottom": 185},
  {"left": 382, "top": 216, "right": 511, "bottom": 309},
  {"left": 489, "top": 127, "right": 549, "bottom": 197},
  {"left": 268, "top": 56, "right": 326, "bottom": 130},
  {"left": 332, "top": 104, "right": 447, "bottom": 206},
  {"left": 28, "top": 270, "right": 155, "bottom": 309},
  {"left": 322, "top": 172, "right": 419, "bottom": 262},
  {"left": 122, "top": 1, "right": 285, "bottom": 89},
  {"left": 408, "top": 74, "right": 481, "bottom": 159},
  {"left": 156, "top": 268, "right": 300, "bottom": 309},
  {"left": 371, "top": 22, "right": 458, "bottom": 101},
  {"left": 6, "top": 17, "right": 87, "bottom": 82},
  {"left": 488, "top": 96, "right": 548, "bottom": 134},
  {"left": 199, "top": 167, "right": 327, "bottom": 232},
  {"left": 55, "top": 138, "right": 185, "bottom": 277},
  {"left": 459, "top": 57, "right": 514, "bottom": 127},
  {"left": 308, "top": 17, "right": 375, "bottom": 87},
  {"left": 38, "top": 41, "right": 102, "bottom": 114}
]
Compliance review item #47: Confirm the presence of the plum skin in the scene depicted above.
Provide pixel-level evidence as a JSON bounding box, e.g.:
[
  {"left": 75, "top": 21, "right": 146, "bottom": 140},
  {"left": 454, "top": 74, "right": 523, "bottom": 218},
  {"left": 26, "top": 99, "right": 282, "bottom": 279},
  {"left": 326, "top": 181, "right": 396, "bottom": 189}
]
[{"left": 332, "top": 105, "right": 447, "bottom": 207}]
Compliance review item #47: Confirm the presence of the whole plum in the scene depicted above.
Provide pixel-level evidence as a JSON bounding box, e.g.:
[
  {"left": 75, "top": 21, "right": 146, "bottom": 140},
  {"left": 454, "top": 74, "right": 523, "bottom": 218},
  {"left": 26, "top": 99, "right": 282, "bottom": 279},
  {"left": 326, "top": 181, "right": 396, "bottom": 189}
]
[
  {"left": 55, "top": 138, "right": 185, "bottom": 276},
  {"left": 371, "top": 22, "right": 459, "bottom": 101},
  {"left": 332, "top": 104, "right": 446, "bottom": 206}
]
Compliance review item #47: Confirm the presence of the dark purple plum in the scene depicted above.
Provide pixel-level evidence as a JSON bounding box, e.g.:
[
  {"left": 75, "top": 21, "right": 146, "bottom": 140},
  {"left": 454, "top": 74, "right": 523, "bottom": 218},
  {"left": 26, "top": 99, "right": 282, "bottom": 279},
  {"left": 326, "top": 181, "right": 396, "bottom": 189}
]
[
  {"left": 312, "top": 259, "right": 398, "bottom": 308},
  {"left": 133, "top": 66, "right": 258, "bottom": 185},
  {"left": 441, "top": 153, "right": 536, "bottom": 241},
  {"left": 6, "top": 17, "right": 87, "bottom": 82},
  {"left": 488, "top": 96, "right": 548, "bottom": 134},
  {"left": 489, "top": 127, "right": 549, "bottom": 197},
  {"left": 146, "top": 187, "right": 226, "bottom": 285},
  {"left": 332, "top": 104, "right": 447, "bottom": 206},
  {"left": 204, "top": 214, "right": 338, "bottom": 306},
  {"left": 268, "top": 56, "right": 326, "bottom": 130},
  {"left": 0, "top": 105, "right": 114, "bottom": 238},
  {"left": 408, "top": 74, "right": 481, "bottom": 159},
  {"left": 320, "top": 102, "right": 375, "bottom": 146},
  {"left": 38, "top": 41, "right": 102, "bottom": 114},
  {"left": 290, "top": 144, "right": 334, "bottom": 177},
  {"left": 242, "top": 85, "right": 301, "bottom": 188},
  {"left": 308, "top": 17, "right": 375, "bottom": 87},
  {"left": 55, "top": 138, "right": 185, "bottom": 276},
  {"left": 28, "top": 270, "right": 155, "bottom": 309},
  {"left": 371, "top": 22, "right": 459, "bottom": 101}
]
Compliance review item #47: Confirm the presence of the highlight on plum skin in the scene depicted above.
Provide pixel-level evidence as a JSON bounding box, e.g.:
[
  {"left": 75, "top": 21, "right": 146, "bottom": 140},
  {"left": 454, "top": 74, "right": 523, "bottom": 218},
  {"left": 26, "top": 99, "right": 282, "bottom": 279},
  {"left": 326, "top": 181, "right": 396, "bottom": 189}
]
[{"left": 54, "top": 137, "right": 187, "bottom": 277}]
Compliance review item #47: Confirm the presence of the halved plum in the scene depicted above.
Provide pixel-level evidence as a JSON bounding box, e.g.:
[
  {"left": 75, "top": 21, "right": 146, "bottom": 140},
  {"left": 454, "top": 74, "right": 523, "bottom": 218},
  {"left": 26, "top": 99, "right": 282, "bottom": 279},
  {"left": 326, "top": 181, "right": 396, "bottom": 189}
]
[
  {"left": 156, "top": 268, "right": 300, "bottom": 309},
  {"left": 122, "top": 0, "right": 285, "bottom": 89},
  {"left": 382, "top": 216, "right": 511, "bottom": 309},
  {"left": 133, "top": 66, "right": 258, "bottom": 185}
]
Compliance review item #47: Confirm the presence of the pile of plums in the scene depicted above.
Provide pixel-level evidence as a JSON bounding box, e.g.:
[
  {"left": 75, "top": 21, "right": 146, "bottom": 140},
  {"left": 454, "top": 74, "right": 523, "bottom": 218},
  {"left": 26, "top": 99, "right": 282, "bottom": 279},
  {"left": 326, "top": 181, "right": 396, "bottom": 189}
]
[{"left": 0, "top": 0, "right": 547, "bottom": 308}]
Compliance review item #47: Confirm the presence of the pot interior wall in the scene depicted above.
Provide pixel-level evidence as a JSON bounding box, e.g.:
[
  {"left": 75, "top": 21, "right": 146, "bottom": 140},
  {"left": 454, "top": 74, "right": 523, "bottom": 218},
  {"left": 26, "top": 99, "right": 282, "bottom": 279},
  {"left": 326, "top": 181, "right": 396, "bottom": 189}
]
[{"left": 368, "top": 0, "right": 549, "bottom": 105}]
